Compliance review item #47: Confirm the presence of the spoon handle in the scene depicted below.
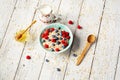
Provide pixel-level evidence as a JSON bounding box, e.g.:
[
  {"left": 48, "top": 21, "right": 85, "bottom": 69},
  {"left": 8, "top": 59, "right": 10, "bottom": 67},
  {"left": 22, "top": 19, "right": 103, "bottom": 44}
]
[
  {"left": 76, "top": 42, "right": 91, "bottom": 66},
  {"left": 22, "top": 20, "right": 36, "bottom": 34}
]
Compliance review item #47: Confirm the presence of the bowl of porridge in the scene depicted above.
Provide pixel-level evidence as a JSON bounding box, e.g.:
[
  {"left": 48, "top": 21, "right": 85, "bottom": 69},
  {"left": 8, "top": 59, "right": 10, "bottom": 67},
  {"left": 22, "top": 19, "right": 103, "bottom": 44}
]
[{"left": 39, "top": 23, "right": 73, "bottom": 54}]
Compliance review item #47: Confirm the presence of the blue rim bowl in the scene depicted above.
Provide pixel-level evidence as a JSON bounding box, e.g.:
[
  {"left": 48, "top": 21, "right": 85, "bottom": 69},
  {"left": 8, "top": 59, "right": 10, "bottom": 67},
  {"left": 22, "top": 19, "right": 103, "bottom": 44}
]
[{"left": 39, "top": 23, "right": 73, "bottom": 54}]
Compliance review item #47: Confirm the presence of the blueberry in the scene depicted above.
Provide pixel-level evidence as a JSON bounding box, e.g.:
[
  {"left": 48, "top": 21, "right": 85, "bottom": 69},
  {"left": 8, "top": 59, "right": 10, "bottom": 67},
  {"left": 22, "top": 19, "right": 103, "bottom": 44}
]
[
  {"left": 55, "top": 30, "right": 58, "bottom": 33},
  {"left": 42, "top": 39, "right": 45, "bottom": 42},
  {"left": 58, "top": 27, "right": 61, "bottom": 30},
  {"left": 57, "top": 33, "right": 60, "bottom": 36},
  {"left": 48, "top": 39, "right": 51, "bottom": 41},
  {"left": 56, "top": 41, "right": 61, "bottom": 45},
  {"left": 52, "top": 43, "right": 55, "bottom": 46},
  {"left": 64, "top": 38, "right": 67, "bottom": 40},
  {"left": 52, "top": 35, "right": 56, "bottom": 38},
  {"left": 73, "top": 54, "right": 77, "bottom": 57},
  {"left": 55, "top": 37, "right": 59, "bottom": 40},
  {"left": 45, "top": 59, "right": 49, "bottom": 62},
  {"left": 57, "top": 68, "right": 61, "bottom": 72},
  {"left": 50, "top": 48, "right": 54, "bottom": 51},
  {"left": 60, "top": 32, "right": 62, "bottom": 36},
  {"left": 59, "top": 37, "right": 63, "bottom": 40},
  {"left": 62, "top": 45, "right": 66, "bottom": 49}
]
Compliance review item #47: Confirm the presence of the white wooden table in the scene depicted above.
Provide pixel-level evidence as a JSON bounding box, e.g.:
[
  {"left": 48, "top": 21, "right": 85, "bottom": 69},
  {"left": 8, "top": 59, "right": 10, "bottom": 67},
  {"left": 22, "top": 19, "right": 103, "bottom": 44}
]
[{"left": 0, "top": 0, "right": 120, "bottom": 80}]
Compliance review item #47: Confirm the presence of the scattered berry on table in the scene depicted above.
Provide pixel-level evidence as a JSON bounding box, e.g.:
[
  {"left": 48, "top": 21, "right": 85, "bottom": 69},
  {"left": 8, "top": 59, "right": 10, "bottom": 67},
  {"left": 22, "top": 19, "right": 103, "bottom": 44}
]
[
  {"left": 77, "top": 25, "right": 82, "bottom": 29},
  {"left": 68, "top": 20, "right": 74, "bottom": 24},
  {"left": 57, "top": 68, "right": 61, "bottom": 72},
  {"left": 26, "top": 55, "right": 31, "bottom": 60},
  {"left": 45, "top": 59, "right": 49, "bottom": 62},
  {"left": 73, "top": 54, "right": 77, "bottom": 57}
]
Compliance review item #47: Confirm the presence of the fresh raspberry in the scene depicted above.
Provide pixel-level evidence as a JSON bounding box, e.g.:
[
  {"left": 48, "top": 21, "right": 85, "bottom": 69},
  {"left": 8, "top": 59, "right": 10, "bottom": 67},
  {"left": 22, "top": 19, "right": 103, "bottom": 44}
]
[
  {"left": 61, "top": 31, "right": 65, "bottom": 35},
  {"left": 62, "top": 34, "right": 66, "bottom": 38},
  {"left": 77, "top": 25, "right": 82, "bottom": 29},
  {"left": 41, "top": 33, "right": 45, "bottom": 38},
  {"left": 44, "top": 29, "right": 49, "bottom": 35},
  {"left": 44, "top": 36, "right": 48, "bottom": 39},
  {"left": 26, "top": 55, "right": 31, "bottom": 60},
  {"left": 64, "top": 42, "right": 68, "bottom": 47},
  {"left": 68, "top": 20, "right": 74, "bottom": 24},
  {"left": 50, "top": 28, "right": 55, "bottom": 32},
  {"left": 61, "top": 40, "right": 66, "bottom": 44},
  {"left": 51, "top": 39, "right": 56, "bottom": 42},
  {"left": 65, "top": 32, "right": 69, "bottom": 36},
  {"left": 55, "top": 48, "right": 60, "bottom": 52},
  {"left": 66, "top": 36, "right": 70, "bottom": 39},
  {"left": 44, "top": 44, "right": 49, "bottom": 48}
]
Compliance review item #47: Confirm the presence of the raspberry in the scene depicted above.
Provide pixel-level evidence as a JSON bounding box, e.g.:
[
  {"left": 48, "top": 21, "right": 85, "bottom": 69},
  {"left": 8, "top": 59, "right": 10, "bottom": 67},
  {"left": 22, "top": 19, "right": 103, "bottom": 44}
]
[
  {"left": 44, "top": 36, "right": 48, "bottom": 39},
  {"left": 62, "top": 34, "right": 66, "bottom": 38},
  {"left": 61, "top": 40, "right": 66, "bottom": 44},
  {"left": 77, "top": 25, "right": 82, "bottom": 29},
  {"left": 65, "top": 32, "right": 69, "bottom": 36},
  {"left": 68, "top": 20, "right": 74, "bottom": 24},
  {"left": 64, "top": 42, "right": 68, "bottom": 47},
  {"left": 44, "top": 44, "right": 49, "bottom": 48},
  {"left": 55, "top": 48, "right": 60, "bottom": 52},
  {"left": 50, "top": 28, "right": 55, "bottom": 32},
  {"left": 26, "top": 55, "right": 31, "bottom": 60},
  {"left": 44, "top": 29, "right": 49, "bottom": 35},
  {"left": 61, "top": 31, "right": 65, "bottom": 35},
  {"left": 41, "top": 33, "right": 45, "bottom": 38},
  {"left": 51, "top": 39, "right": 56, "bottom": 42},
  {"left": 66, "top": 36, "right": 70, "bottom": 39}
]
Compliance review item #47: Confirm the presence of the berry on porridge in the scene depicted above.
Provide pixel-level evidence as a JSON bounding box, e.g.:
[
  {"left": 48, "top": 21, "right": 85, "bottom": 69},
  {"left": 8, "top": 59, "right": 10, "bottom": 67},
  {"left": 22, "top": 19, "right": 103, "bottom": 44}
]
[{"left": 41, "top": 27, "right": 70, "bottom": 52}]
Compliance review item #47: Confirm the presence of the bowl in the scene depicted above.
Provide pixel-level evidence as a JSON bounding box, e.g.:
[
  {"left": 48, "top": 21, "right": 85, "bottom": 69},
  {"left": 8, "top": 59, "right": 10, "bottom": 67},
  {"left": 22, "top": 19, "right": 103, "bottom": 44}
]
[{"left": 39, "top": 23, "right": 73, "bottom": 54}]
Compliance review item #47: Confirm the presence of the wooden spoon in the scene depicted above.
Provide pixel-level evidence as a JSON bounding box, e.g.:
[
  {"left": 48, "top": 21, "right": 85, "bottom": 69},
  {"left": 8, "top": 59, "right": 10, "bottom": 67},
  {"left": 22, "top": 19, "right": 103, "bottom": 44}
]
[
  {"left": 15, "top": 20, "right": 36, "bottom": 40},
  {"left": 76, "top": 34, "right": 96, "bottom": 66}
]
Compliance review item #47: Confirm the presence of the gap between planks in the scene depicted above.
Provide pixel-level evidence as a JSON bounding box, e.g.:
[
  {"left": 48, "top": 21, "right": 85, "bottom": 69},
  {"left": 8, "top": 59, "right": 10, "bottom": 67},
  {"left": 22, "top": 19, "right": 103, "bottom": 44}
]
[
  {"left": 62, "top": 0, "right": 85, "bottom": 80},
  {"left": 13, "top": 0, "right": 40, "bottom": 79},
  {"left": 88, "top": 0, "right": 107, "bottom": 79},
  {"left": 37, "top": 0, "right": 63, "bottom": 79},
  {"left": 0, "top": 0, "right": 18, "bottom": 48},
  {"left": 114, "top": 46, "right": 120, "bottom": 80}
]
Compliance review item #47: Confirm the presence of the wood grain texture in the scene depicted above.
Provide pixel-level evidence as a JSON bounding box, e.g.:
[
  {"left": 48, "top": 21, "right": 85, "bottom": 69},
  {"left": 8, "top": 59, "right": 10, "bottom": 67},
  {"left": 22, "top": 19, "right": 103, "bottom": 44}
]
[
  {"left": 0, "top": 0, "right": 39, "bottom": 80},
  {"left": 39, "top": 0, "right": 83, "bottom": 80},
  {"left": 64, "top": 0, "right": 106, "bottom": 80},
  {"left": 13, "top": 0, "right": 62, "bottom": 80},
  {"left": 0, "top": 0, "right": 17, "bottom": 46},
  {"left": 90, "top": 0, "right": 120, "bottom": 80}
]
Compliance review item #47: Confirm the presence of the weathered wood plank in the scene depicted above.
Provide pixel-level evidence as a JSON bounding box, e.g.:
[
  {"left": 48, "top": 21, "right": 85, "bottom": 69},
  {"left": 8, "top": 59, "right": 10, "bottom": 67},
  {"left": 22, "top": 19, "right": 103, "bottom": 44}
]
[
  {"left": 115, "top": 47, "right": 120, "bottom": 80},
  {"left": 0, "top": 0, "right": 17, "bottom": 46},
  {"left": 14, "top": 0, "right": 62, "bottom": 80},
  {"left": 39, "top": 0, "right": 83, "bottom": 80},
  {"left": 90, "top": 0, "right": 120, "bottom": 80},
  {"left": 64, "top": 0, "right": 106, "bottom": 80},
  {"left": 0, "top": 0, "right": 39, "bottom": 80}
]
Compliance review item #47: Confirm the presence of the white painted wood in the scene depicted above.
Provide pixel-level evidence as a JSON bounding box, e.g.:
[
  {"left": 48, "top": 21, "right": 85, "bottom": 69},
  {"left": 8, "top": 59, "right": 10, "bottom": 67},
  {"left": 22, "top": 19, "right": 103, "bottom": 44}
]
[
  {"left": 0, "top": 0, "right": 17, "bottom": 46},
  {"left": 14, "top": 0, "right": 62, "bottom": 80},
  {"left": 39, "top": 0, "right": 83, "bottom": 80},
  {"left": 114, "top": 1, "right": 120, "bottom": 79},
  {"left": 64, "top": 0, "right": 106, "bottom": 80},
  {"left": 90, "top": 0, "right": 120, "bottom": 80},
  {"left": 0, "top": 0, "right": 120, "bottom": 80},
  {"left": 0, "top": 0, "right": 39, "bottom": 80},
  {"left": 115, "top": 47, "right": 120, "bottom": 80}
]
